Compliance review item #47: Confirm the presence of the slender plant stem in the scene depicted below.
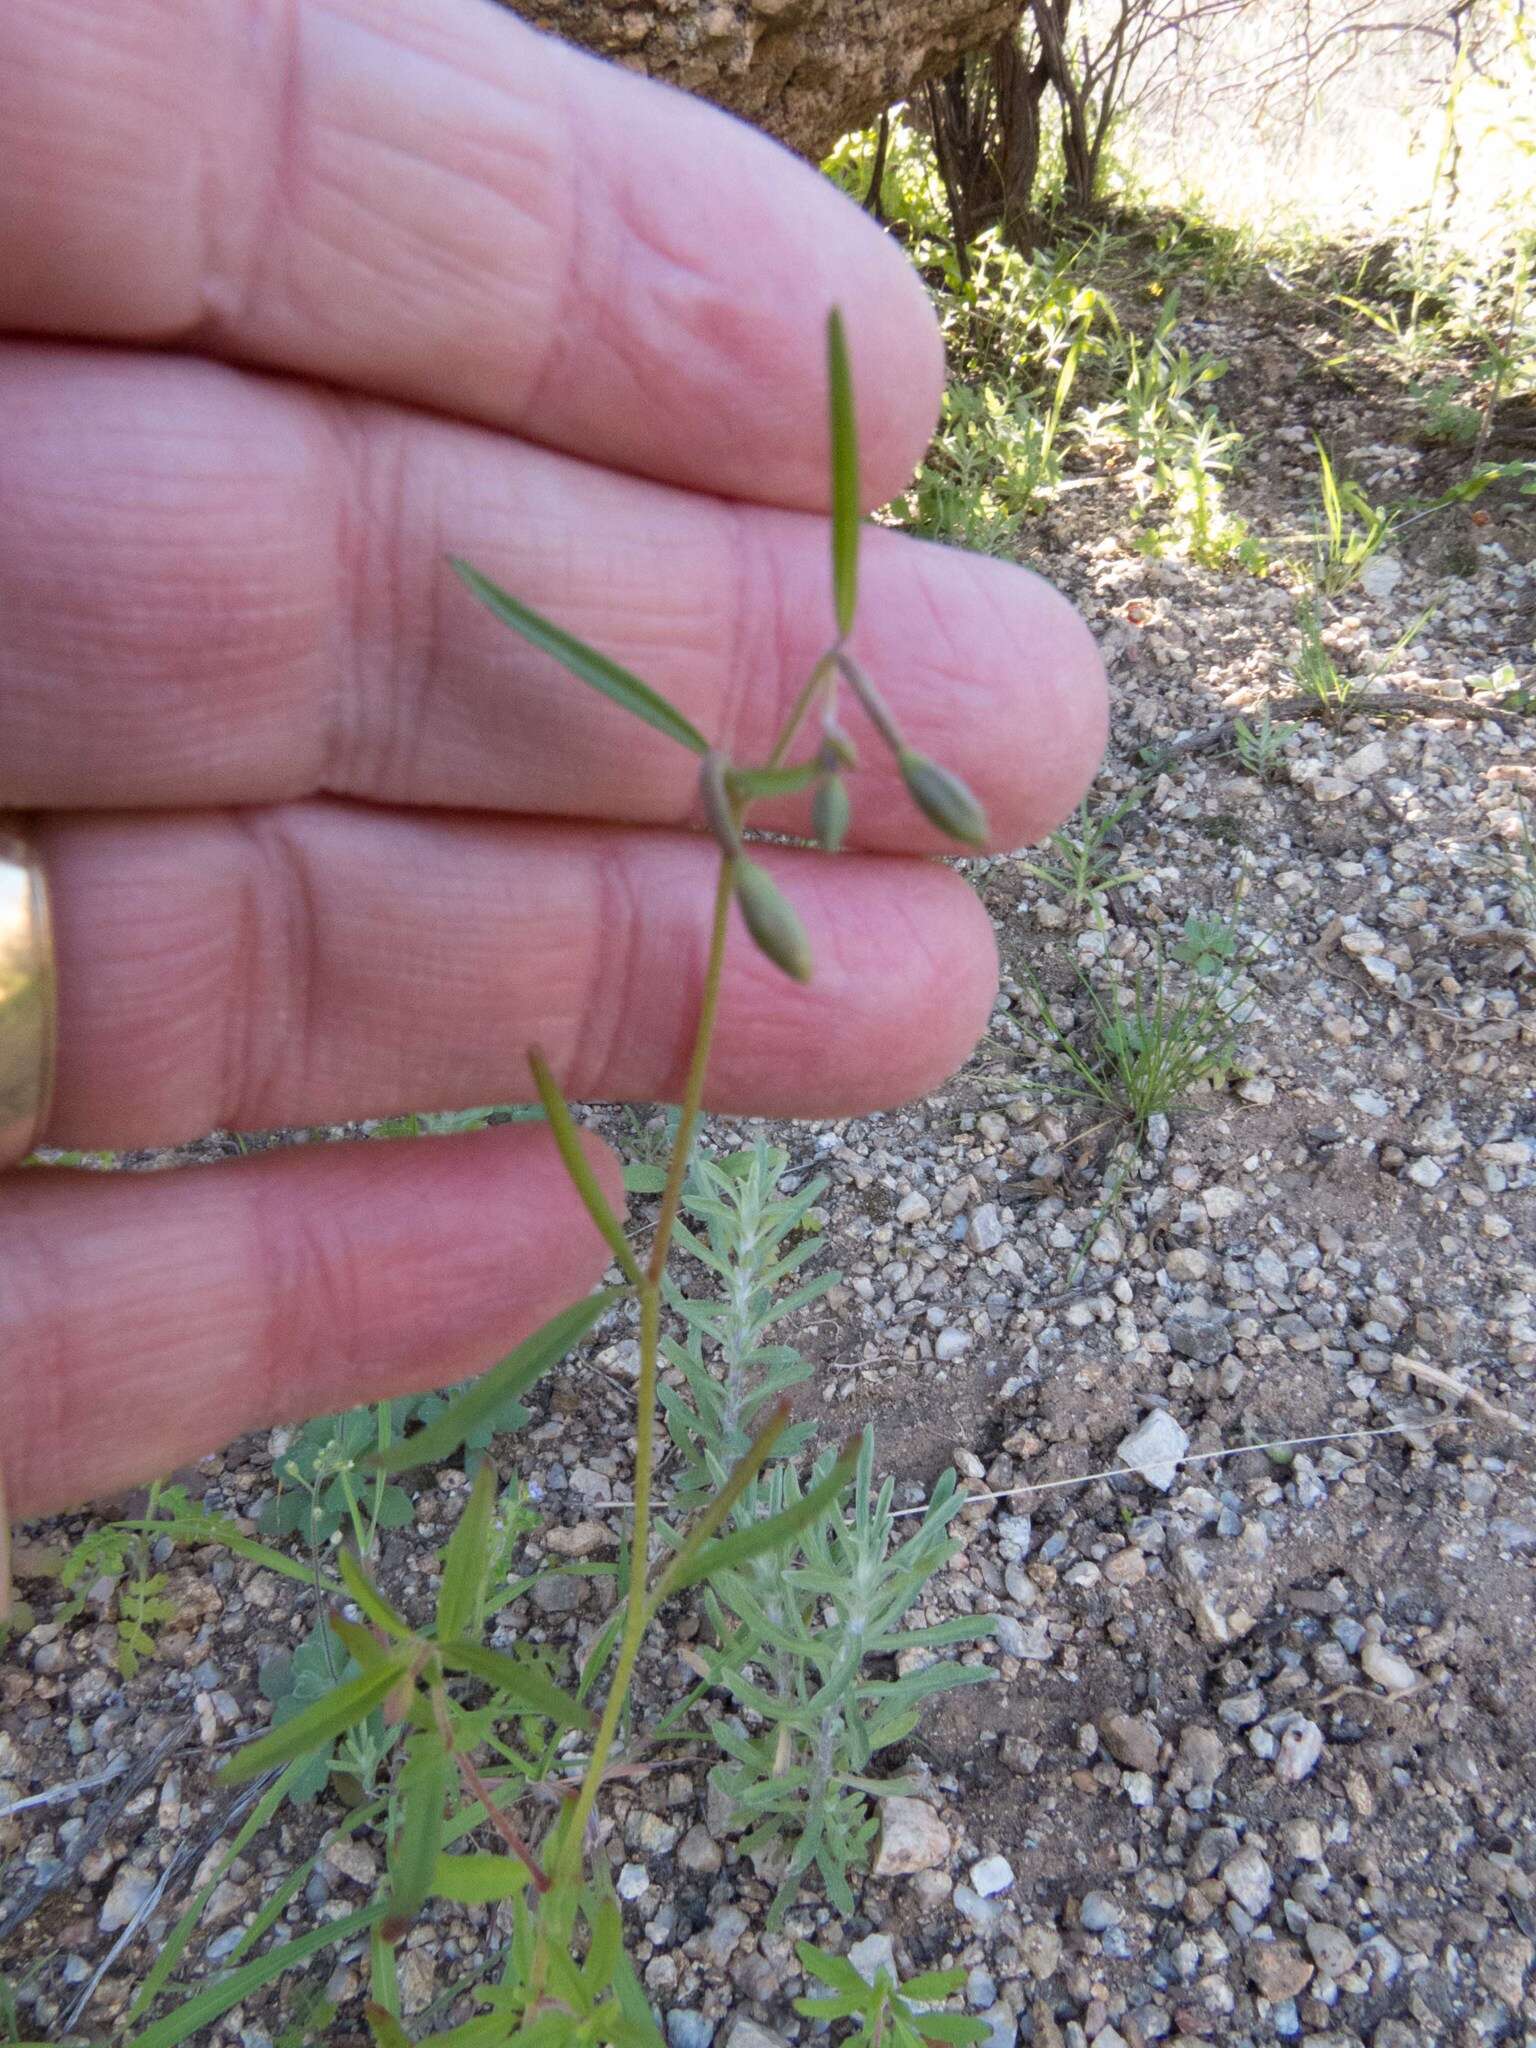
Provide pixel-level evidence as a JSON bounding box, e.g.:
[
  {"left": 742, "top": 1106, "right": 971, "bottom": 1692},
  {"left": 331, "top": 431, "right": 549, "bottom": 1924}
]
[
  {"left": 554, "top": 857, "right": 734, "bottom": 1894},
  {"left": 767, "top": 653, "right": 836, "bottom": 771},
  {"left": 647, "top": 863, "right": 734, "bottom": 1286}
]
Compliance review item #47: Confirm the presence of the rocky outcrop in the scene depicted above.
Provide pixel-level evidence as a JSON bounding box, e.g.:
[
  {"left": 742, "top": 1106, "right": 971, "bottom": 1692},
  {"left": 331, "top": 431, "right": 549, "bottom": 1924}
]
[{"left": 505, "top": 0, "right": 1025, "bottom": 158}]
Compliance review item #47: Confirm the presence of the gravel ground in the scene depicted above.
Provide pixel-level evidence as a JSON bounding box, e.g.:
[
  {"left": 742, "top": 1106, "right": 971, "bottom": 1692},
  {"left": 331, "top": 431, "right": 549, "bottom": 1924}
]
[{"left": 3, "top": 270, "right": 1534, "bottom": 2046}]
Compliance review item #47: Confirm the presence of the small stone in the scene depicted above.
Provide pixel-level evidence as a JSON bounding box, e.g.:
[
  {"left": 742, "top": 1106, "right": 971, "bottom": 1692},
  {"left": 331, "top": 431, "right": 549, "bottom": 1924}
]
[
  {"left": 1238, "top": 1075, "right": 1276, "bottom": 1106},
  {"left": 1080, "top": 1891, "right": 1123, "bottom": 1932},
  {"left": 1099, "top": 1711, "right": 1161, "bottom": 1773},
  {"left": 1358, "top": 553, "right": 1403, "bottom": 599},
  {"left": 848, "top": 1932, "right": 896, "bottom": 1985},
  {"left": 1118, "top": 1410, "right": 1190, "bottom": 1492},
  {"left": 896, "top": 1192, "right": 932, "bottom": 1226},
  {"left": 398, "top": 1947, "right": 435, "bottom": 2017},
  {"left": 1274, "top": 1718, "right": 1324, "bottom": 1784},
  {"left": 702, "top": 1905, "right": 750, "bottom": 1970},
  {"left": 873, "top": 1797, "right": 951, "bottom": 1877},
  {"left": 1222, "top": 1843, "right": 1274, "bottom": 1917},
  {"left": 1342, "top": 738, "right": 1390, "bottom": 778},
  {"left": 1306, "top": 1922, "right": 1358, "bottom": 1978},
  {"left": 1247, "top": 1939, "right": 1314, "bottom": 2001},
  {"left": 1103, "top": 1546, "right": 1147, "bottom": 1587},
  {"left": 1351, "top": 1088, "right": 1391, "bottom": 1118},
  {"left": 1019, "top": 1923, "right": 1063, "bottom": 1979},
  {"left": 1478, "top": 1931, "right": 1532, "bottom": 2007},
  {"left": 323, "top": 1838, "right": 378, "bottom": 1887},
  {"left": 1091, "top": 1219, "right": 1125, "bottom": 1263},
  {"left": 1172, "top": 1523, "right": 1274, "bottom": 1647},
  {"left": 617, "top": 1862, "right": 649, "bottom": 1900},
  {"left": 1167, "top": 1247, "right": 1209, "bottom": 1282},
  {"left": 1281, "top": 1819, "right": 1323, "bottom": 1864},
  {"left": 967, "top": 1203, "right": 1005, "bottom": 1254},
  {"left": 978, "top": 2004, "right": 1017, "bottom": 2048},
  {"left": 531, "top": 1573, "right": 584, "bottom": 1615},
  {"left": 1405, "top": 1156, "right": 1444, "bottom": 1189},
  {"left": 1202, "top": 1185, "right": 1243, "bottom": 1221},
  {"left": 935, "top": 1326, "right": 971, "bottom": 1362},
  {"left": 724, "top": 2023, "right": 789, "bottom": 2048},
  {"left": 971, "top": 1854, "right": 1015, "bottom": 1897},
  {"left": 1170, "top": 1724, "right": 1227, "bottom": 1791},
  {"left": 99, "top": 1862, "right": 156, "bottom": 1933},
  {"left": 953, "top": 1884, "right": 1003, "bottom": 1931},
  {"left": 677, "top": 1823, "right": 722, "bottom": 1875},
  {"left": 1166, "top": 1304, "right": 1231, "bottom": 1364},
  {"left": 667, "top": 2015, "right": 716, "bottom": 2048},
  {"left": 1361, "top": 1636, "right": 1416, "bottom": 1694},
  {"left": 545, "top": 1521, "right": 610, "bottom": 1558}
]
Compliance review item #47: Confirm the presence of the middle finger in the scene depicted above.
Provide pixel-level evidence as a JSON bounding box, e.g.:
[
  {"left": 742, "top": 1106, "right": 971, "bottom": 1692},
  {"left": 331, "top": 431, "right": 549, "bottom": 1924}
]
[{"left": 1, "top": 346, "right": 1105, "bottom": 848}]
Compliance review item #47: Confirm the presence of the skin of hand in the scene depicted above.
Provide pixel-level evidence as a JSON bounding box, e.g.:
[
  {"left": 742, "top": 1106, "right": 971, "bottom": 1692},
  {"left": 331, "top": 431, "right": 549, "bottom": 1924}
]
[{"left": 0, "top": 0, "right": 1106, "bottom": 1522}]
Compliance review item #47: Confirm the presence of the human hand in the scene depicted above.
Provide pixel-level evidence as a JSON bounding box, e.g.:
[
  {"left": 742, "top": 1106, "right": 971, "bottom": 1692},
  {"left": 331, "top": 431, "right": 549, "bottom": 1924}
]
[{"left": 0, "top": 0, "right": 1105, "bottom": 1522}]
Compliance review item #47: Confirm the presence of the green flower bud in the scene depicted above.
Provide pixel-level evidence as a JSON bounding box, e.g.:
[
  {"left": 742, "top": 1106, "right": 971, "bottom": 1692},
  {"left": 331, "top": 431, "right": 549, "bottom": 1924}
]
[
  {"left": 899, "top": 751, "right": 989, "bottom": 848},
  {"left": 732, "top": 858, "right": 814, "bottom": 983},
  {"left": 812, "top": 772, "right": 851, "bottom": 853}
]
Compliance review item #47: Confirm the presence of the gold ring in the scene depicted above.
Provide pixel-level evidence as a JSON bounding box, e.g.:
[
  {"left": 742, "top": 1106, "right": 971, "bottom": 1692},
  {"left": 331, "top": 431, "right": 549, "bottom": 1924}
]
[{"left": 0, "top": 828, "right": 56, "bottom": 1171}]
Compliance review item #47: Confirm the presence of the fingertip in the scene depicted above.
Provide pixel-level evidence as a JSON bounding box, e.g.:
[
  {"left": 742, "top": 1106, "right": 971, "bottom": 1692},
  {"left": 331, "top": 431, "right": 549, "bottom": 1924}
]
[{"left": 874, "top": 541, "right": 1110, "bottom": 852}]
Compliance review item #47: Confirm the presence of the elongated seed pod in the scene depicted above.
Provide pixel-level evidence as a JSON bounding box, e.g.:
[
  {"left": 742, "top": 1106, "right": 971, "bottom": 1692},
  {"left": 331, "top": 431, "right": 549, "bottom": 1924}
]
[
  {"left": 812, "top": 773, "right": 850, "bottom": 854},
  {"left": 731, "top": 858, "right": 814, "bottom": 982},
  {"left": 899, "top": 751, "right": 989, "bottom": 848}
]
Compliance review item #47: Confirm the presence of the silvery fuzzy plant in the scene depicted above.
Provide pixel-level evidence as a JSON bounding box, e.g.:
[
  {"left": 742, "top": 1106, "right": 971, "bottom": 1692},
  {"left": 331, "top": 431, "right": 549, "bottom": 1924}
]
[
  {"left": 656, "top": 1143, "right": 994, "bottom": 1924},
  {"left": 214, "top": 314, "right": 995, "bottom": 2047}
]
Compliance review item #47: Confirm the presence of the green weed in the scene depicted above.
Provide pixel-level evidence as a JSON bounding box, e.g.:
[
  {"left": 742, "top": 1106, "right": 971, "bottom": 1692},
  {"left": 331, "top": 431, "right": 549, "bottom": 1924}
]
[
  {"left": 1309, "top": 441, "right": 1399, "bottom": 595},
  {"left": 1233, "top": 705, "right": 1300, "bottom": 780},
  {"left": 1018, "top": 786, "right": 1147, "bottom": 909},
  {"left": 794, "top": 1940, "right": 990, "bottom": 2046},
  {"left": 1021, "top": 944, "right": 1250, "bottom": 1134}
]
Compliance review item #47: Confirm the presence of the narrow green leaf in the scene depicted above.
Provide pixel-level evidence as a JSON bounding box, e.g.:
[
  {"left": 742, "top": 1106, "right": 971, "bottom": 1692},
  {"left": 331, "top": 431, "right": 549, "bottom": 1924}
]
[
  {"left": 220, "top": 1656, "right": 414, "bottom": 1784},
  {"left": 917, "top": 2016, "right": 992, "bottom": 2044},
  {"left": 663, "top": 1437, "right": 859, "bottom": 1595},
  {"left": 328, "top": 1612, "right": 395, "bottom": 1673},
  {"left": 900, "top": 1967, "right": 970, "bottom": 2001},
  {"left": 796, "top": 1942, "right": 864, "bottom": 1992},
  {"left": 528, "top": 1049, "right": 641, "bottom": 1285},
  {"left": 726, "top": 762, "right": 821, "bottom": 801},
  {"left": 364, "top": 1290, "right": 621, "bottom": 1475},
  {"left": 450, "top": 559, "right": 708, "bottom": 756},
  {"left": 383, "top": 1739, "right": 453, "bottom": 1936},
  {"left": 130, "top": 1905, "right": 383, "bottom": 2048},
  {"left": 649, "top": 1401, "right": 791, "bottom": 1607},
  {"left": 337, "top": 1550, "right": 411, "bottom": 1640},
  {"left": 432, "top": 1849, "right": 533, "bottom": 1903},
  {"left": 583, "top": 1892, "right": 622, "bottom": 1991},
  {"left": 826, "top": 309, "right": 860, "bottom": 639},
  {"left": 436, "top": 1458, "right": 498, "bottom": 1642},
  {"left": 437, "top": 1638, "right": 592, "bottom": 1730}
]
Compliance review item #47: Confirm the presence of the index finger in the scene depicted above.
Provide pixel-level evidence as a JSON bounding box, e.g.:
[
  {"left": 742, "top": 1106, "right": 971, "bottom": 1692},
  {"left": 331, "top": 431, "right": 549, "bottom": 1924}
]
[{"left": 0, "top": 0, "right": 942, "bottom": 509}]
